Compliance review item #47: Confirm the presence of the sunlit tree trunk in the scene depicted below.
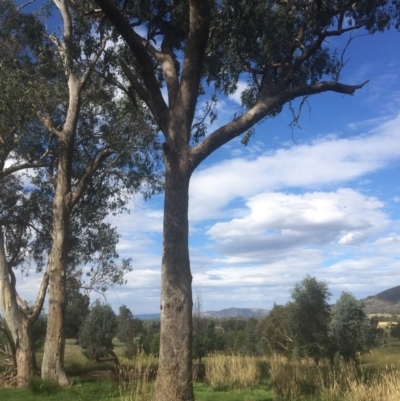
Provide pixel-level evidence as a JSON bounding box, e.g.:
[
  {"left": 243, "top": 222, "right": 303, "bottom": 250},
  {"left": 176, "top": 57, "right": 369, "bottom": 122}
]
[
  {"left": 0, "top": 228, "right": 35, "bottom": 387},
  {"left": 41, "top": 133, "right": 74, "bottom": 386}
]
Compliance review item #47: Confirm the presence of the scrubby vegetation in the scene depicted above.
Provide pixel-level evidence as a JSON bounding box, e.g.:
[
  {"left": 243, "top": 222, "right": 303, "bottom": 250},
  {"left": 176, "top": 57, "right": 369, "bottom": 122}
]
[{"left": 2, "top": 277, "right": 400, "bottom": 400}]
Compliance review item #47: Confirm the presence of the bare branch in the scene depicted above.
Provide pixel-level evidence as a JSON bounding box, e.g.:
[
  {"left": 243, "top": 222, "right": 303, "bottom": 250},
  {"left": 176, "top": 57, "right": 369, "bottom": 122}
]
[
  {"left": 17, "top": 0, "right": 35, "bottom": 11},
  {"left": 288, "top": 95, "right": 311, "bottom": 143},
  {"left": 191, "top": 80, "right": 369, "bottom": 169}
]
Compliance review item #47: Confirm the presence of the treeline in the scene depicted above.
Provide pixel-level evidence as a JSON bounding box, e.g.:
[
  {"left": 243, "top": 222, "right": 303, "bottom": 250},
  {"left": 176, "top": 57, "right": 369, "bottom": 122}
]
[
  {"left": 193, "top": 276, "right": 385, "bottom": 363},
  {"left": 30, "top": 275, "right": 385, "bottom": 365}
]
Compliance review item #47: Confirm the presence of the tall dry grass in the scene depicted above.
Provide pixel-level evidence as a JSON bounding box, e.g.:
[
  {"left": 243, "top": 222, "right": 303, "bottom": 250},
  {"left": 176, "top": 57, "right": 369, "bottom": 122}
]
[
  {"left": 116, "top": 359, "right": 154, "bottom": 401},
  {"left": 344, "top": 366, "right": 400, "bottom": 401},
  {"left": 268, "top": 354, "right": 400, "bottom": 401},
  {"left": 115, "top": 351, "right": 159, "bottom": 401},
  {"left": 204, "top": 354, "right": 261, "bottom": 391}
]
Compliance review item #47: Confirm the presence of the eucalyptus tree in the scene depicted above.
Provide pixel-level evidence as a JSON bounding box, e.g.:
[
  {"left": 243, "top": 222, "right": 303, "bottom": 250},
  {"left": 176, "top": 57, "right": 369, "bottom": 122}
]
[
  {"left": 263, "top": 303, "right": 293, "bottom": 356},
  {"left": 92, "top": 0, "right": 400, "bottom": 399},
  {"left": 0, "top": 0, "right": 161, "bottom": 386},
  {"left": 77, "top": 302, "right": 118, "bottom": 362},
  {"left": 329, "top": 292, "right": 380, "bottom": 362},
  {"left": 0, "top": 1, "right": 55, "bottom": 386},
  {"left": 289, "top": 276, "right": 331, "bottom": 363},
  {"left": 35, "top": 0, "right": 161, "bottom": 385}
]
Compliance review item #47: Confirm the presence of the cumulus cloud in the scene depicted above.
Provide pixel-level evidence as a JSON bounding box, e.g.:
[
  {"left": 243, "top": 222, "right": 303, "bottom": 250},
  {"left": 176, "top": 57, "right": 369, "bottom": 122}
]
[{"left": 205, "top": 189, "right": 388, "bottom": 263}]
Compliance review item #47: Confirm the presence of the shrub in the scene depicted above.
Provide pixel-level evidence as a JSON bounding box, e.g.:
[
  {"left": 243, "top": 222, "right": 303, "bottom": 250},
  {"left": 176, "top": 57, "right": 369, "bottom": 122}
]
[
  {"left": 78, "top": 301, "right": 118, "bottom": 361},
  {"left": 28, "top": 377, "right": 60, "bottom": 395}
]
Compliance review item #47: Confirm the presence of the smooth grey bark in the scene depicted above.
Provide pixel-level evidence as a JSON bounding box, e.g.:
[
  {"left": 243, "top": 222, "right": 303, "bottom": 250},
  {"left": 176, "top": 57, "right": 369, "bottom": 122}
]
[
  {"left": 40, "top": 0, "right": 109, "bottom": 384},
  {"left": 41, "top": 135, "right": 73, "bottom": 386},
  {"left": 0, "top": 227, "right": 39, "bottom": 387}
]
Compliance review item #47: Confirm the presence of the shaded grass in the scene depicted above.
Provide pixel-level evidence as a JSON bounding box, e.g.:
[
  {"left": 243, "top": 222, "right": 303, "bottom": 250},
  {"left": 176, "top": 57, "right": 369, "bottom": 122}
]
[{"left": 0, "top": 377, "right": 120, "bottom": 401}]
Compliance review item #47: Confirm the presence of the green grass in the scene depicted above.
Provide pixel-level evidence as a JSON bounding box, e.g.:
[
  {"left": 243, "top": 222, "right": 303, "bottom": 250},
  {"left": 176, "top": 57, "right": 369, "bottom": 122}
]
[
  {"left": 0, "top": 379, "right": 273, "bottom": 401},
  {"left": 2, "top": 337, "right": 400, "bottom": 400},
  {"left": 0, "top": 377, "right": 120, "bottom": 401},
  {"left": 194, "top": 381, "right": 274, "bottom": 401}
]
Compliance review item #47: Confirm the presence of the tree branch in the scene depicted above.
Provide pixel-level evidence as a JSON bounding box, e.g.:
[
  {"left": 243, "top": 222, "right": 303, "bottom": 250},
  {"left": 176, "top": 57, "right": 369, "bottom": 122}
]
[
  {"left": 27, "top": 268, "right": 49, "bottom": 324},
  {"left": 144, "top": 39, "right": 179, "bottom": 109},
  {"left": 118, "top": 58, "right": 151, "bottom": 105},
  {"left": 191, "top": 80, "right": 368, "bottom": 169},
  {"left": 94, "top": 0, "right": 169, "bottom": 133},
  {"left": 171, "top": 0, "right": 211, "bottom": 142},
  {"left": 0, "top": 161, "right": 47, "bottom": 180},
  {"left": 68, "top": 148, "right": 114, "bottom": 209},
  {"left": 80, "top": 36, "right": 109, "bottom": 88}
]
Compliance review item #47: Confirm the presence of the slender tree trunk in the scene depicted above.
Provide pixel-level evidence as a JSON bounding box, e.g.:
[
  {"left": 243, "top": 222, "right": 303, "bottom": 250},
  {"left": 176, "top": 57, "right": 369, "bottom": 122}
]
[
  {"left": 41, "top": 245, "right": 68, "bottom": 386},
  {"left": 0, "top": 228, "right": 35, "bottom": 387},
  {"left": 153, "top": 154, "right": 194, "bottom": 401},
  {"left": 41, "top": 138, "right": 72, "bottom": 386}
]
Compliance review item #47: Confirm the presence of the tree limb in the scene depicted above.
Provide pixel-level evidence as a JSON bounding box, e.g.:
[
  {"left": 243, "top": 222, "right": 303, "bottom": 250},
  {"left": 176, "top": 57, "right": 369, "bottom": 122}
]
[
  {"left": 171, "top": 0, "right": 211, "bottom": 142},
  {"left": 94, "top": 0, "right": 169, "bottom": 133},
  {"left": 191, "top": 80, "right": 369, "bottom": 169},
  {"left": 0, "top": 161, "right": 48, "bottom": 180},
  {"left": 118, "top": 58, "right": 150, "bottom": 105},
  {"left": 80, "top": 36, "right": 109, "bottom": 88},
  {"left": 27, "top": 268, "right": 50, "bottom": 324},
  {"left": 68, "top": 148, "right": 114, "bottom": 210}
]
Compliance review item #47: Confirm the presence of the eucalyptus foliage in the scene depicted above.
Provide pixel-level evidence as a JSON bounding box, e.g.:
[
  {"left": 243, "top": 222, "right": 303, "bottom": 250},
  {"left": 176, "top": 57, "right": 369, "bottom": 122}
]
[
  {"left": 78, "top": 302, "right": 118, "bottom": 361},
  {"left": 329, "top": 291, "right": 380, "bottom": 362}
]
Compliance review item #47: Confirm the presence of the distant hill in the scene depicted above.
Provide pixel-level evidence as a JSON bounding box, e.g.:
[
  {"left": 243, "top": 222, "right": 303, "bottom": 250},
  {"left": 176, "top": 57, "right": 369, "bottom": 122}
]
[
  {"left": 135, "top": 313, "right": 161, "bottom": 320},
  {"left": 135, "top": 307, "right": 269, "bottom": 321},
  {"left": 363, "top": 285, "right": 400, "bottom": 314},
  {"left": 201, "top": 307, "right": 269, "bottom": 319}
]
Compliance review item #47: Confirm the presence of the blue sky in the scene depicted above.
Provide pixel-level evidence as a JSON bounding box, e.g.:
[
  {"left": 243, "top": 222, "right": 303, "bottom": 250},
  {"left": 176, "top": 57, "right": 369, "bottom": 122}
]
[
  {"left": 17, "top": 8, "right": 400, "bottom": 315},
  {"left": 99, "top": 28, "right": 400, "bottom": 314}
]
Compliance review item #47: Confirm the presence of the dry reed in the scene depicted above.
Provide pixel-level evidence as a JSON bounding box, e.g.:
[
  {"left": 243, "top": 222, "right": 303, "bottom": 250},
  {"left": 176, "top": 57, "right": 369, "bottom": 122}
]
[
  {"left": 116, "top": 359, "right": 154, "bottom": 401},
  {"left": 204, "top": 354, "right": 261, "bottom": 391},
  {"left": 268, "top": 354, "right": 400, "bottom": 401}
]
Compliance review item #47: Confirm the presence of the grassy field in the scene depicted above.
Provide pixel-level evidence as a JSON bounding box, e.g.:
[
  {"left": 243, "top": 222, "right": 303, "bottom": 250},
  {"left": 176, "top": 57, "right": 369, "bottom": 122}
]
[{"left": 1, "top": 336, "right": 400, "bottom": 401}]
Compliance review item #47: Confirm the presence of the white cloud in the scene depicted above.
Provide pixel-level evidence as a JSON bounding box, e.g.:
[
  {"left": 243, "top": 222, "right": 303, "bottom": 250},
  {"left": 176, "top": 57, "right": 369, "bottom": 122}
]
[
  {"left": 228, "top": 80, "right": 248, "bottom": 105},
  {"left": 206, "top": 189, "right": 388, "bottom": 263},
  {"left": 190, "top": 113, "right": 400, "bottom": 221}
]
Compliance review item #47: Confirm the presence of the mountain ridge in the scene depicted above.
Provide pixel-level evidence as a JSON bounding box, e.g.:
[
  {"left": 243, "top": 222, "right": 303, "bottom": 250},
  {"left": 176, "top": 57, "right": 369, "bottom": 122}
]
[
  {"left": 362, "top": 285, "right": 400, "bottom": 314},
  {"left": 135, "top": 307, "right": 269, "bottom": 321}
]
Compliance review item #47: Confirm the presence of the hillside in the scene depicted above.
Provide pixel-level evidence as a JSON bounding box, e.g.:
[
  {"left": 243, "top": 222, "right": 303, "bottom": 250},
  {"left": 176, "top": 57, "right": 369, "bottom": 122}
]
[
  {"left": 363, "top": 285, "right": 400, "bottom": 314},
  {"left": 136, "top": 307, "right": 269, "bottom": 320},
  {"left": 201, "top": 307, "right": 269, "bottom": 319}
]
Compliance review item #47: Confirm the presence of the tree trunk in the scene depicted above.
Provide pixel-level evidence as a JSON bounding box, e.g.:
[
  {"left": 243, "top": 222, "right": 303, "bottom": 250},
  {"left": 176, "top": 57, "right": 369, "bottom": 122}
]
[
  {"left": 41, "top": 137, "right": 71, "bottom": 387},
  {"left": 153, "top": 156, "right": 194, "bottom": 401},
  {"left": 41, "top": 245, "right": 68, "bottom": 386},
  {"left": 0, "top": 228, "right": 35, "bottom": 387},
  {"left": 15, "top": 320, "right": 35, "bottom": 386}
]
